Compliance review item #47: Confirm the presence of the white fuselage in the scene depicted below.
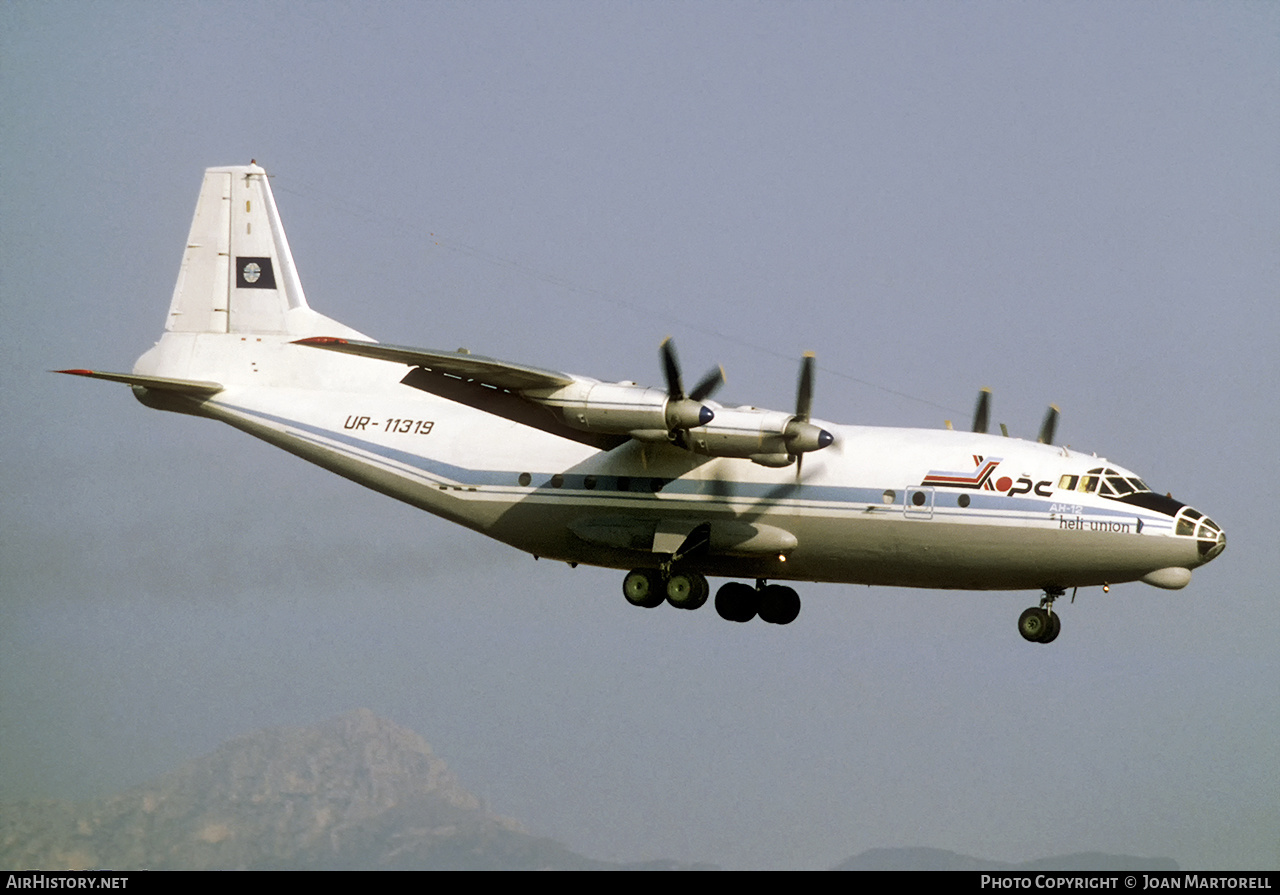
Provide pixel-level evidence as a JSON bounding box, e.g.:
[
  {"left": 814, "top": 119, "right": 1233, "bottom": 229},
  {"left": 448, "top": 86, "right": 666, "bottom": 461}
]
[{"left": 133, "top": 329, "right": 1223, "bottom": 593}]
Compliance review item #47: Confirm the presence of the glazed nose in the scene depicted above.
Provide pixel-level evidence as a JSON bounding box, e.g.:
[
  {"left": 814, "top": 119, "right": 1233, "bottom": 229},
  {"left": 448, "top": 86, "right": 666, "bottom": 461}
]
[{"left": 1194, "top": 513, "right": 1225, "bottom": 562}]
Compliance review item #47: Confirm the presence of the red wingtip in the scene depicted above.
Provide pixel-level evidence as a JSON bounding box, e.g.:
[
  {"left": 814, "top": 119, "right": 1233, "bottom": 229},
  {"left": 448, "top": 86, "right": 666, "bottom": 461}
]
[
  {"left": 292, "top": 336, "right": 349, "bottom": 346},
  {"left": 54, "top": 368, "right": 96, "bottom": 376}
]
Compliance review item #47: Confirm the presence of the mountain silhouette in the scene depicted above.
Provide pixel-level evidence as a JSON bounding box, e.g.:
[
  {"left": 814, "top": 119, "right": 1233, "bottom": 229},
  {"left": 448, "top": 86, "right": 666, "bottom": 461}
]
[{"left": 0, "top": 709, "right": 709, "bottom": 870}]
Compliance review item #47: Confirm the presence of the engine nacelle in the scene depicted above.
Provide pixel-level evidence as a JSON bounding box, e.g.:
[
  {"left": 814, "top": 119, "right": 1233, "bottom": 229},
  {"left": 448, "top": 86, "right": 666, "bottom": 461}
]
[
  {"left": 683, "top": 407, "right": 834, "bottom": 462},
  {"left": 685, "top": 407, "right": 792, "bottom": 457},
  {"left": 528, "top": 381, "right": 712, "bottom": 435}
]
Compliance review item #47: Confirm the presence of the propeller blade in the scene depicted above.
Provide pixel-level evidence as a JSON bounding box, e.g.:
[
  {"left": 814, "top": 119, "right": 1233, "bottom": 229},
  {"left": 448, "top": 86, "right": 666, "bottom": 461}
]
[
  {"left": 972, "top": 387, "right": 991, "bottom": 434},
  {"left": 1037, "top": 404, "right": 1060, "bottom": 445},
  {"left": 796, "top": 352, "right": 816, "bottom": 422},
  {"left": 794, "top": 353, "right": 824, "bottom": 482},
  {"left": 660, "top": 338, "right": 717, "bottom": 435},
  {"left": 689, "top": 366, "right": 725, "bottom": 402},
  {"left": 660, "top": 337, "right": 684, "bottom": 400}
]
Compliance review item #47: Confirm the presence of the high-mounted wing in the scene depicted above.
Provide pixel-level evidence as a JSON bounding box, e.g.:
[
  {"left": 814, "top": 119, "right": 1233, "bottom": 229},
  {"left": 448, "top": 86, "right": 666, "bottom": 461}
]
[
  {"left": 294, "top": 336, "right": 834, "bottom": 468},
  {"left": 295, "top": 335, "right": 715, "bottom": 450},
  {"left": 295, "top": 336, "right": 629, "bottom": 449},
  {"left": 293, "top": 337, "right": 574, "bottom": 390}
]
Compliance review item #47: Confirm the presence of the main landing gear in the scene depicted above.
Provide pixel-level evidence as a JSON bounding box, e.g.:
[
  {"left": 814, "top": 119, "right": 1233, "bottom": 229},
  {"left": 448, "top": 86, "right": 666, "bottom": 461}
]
[
  {"left": 1018, "top": 586, "right": 1064, "bottom": 644},
  {"left": 622, "top": 570, "right": 801, "bottom": 625},
  {"left": 623, "top": 568, "right": 709, "bottom": 611}
]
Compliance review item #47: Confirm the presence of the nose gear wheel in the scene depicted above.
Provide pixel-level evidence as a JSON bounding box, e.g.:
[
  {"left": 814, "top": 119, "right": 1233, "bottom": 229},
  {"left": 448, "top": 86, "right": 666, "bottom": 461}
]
[{"left": 1018, "top": 587, "right": 1064, "bottom": 644}]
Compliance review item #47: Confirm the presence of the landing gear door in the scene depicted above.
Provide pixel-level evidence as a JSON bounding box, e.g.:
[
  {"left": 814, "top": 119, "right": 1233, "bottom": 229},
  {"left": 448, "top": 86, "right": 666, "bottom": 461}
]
[{"left": 904, "top": 486, "right": 935, "bottom": 519}]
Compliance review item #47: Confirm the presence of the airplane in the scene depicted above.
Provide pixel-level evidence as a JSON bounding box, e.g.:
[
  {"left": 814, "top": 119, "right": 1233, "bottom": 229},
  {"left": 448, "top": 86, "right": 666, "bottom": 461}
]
[{"left": 60, "top": 163, "right": 1226, "bottom": 643}]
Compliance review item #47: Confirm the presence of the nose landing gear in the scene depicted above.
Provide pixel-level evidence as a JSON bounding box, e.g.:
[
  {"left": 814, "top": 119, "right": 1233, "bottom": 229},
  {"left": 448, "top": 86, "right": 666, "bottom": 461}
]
[{"left": 1018, "top": 586, "right": 1064, "bottom": 644}]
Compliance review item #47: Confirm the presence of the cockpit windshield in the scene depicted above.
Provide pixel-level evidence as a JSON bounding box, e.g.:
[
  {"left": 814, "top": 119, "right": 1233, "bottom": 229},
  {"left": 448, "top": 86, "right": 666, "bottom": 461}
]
[{"left": 1057, "top": 467, "right": 1152, "bottom": 500}]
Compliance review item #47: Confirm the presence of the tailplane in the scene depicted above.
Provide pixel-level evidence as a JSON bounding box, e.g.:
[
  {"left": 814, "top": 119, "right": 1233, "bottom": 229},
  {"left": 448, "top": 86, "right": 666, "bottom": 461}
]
[{"left": 64, "top": 163, "right": 368, "bottom": 399}]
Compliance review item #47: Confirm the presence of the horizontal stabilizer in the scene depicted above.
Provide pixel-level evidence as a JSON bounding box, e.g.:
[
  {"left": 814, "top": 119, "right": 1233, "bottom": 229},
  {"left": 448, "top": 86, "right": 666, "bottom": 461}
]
[
  {"left": 55, "top": 369, "right": 223, "bottom": 396},
  {"left": 293, "top": 337, "right": 574, "bottom": 390}
]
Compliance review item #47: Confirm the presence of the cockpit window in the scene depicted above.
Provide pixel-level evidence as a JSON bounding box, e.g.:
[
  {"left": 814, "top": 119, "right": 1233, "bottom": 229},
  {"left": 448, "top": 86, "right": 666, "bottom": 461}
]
[
  {"left": 1058, "top": 474, "right": 1100, "bottom": 493},
  {"left": 1081, "top": 467, "right": 1153, "bottom": 502}
]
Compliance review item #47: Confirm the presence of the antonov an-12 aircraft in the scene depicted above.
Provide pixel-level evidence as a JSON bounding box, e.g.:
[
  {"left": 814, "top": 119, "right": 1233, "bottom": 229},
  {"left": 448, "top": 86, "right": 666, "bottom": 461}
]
[{"left": 61, "top": 164, "right": 1226, "bottom": 643}]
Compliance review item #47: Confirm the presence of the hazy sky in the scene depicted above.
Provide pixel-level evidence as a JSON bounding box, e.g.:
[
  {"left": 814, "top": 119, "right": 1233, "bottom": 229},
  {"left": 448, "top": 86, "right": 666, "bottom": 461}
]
[{"left": 2, "top": 1, "right": 1276, "bottom": 870}]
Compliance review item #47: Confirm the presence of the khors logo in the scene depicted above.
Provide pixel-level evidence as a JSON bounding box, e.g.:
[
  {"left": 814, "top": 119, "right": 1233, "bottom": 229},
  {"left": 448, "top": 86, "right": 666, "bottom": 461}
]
[
  {"left": 923, "top": 455, "right": 1004, "bottom": 490},
  {"left": 922, "top": 456, "right": 1052, "bottom": 497}
]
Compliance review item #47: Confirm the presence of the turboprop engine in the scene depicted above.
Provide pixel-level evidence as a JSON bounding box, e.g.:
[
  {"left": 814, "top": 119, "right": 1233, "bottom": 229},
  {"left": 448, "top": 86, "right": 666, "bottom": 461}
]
[
  {"left": 685, "top": 352, "right": 834, "bottom": 469},
  {"left": 535, "top": 342, "right": 836, "bottom": 470},
  {"left": 528, "top": 338, "right": 723, "bottom": 442},
  {"left": 535, "top": 346, "right": 836, "bottom": 470},
  {"left": 529, "top": 380, "right": 713, "bottom": 439},
  {"left": 685, "top": 406, "right": 834, "bottom": 466}
]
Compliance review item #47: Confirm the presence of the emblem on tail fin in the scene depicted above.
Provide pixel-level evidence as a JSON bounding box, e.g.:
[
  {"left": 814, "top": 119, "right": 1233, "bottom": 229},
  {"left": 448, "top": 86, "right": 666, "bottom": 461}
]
[{"left": 236, "top": 257, "right": 276, "bottom": 289}]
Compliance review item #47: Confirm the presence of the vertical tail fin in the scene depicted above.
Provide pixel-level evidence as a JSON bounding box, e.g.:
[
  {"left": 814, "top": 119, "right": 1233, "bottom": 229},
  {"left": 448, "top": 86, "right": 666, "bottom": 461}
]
[{"left": 166, "top": 163, "right": 310, "bottom": 335}]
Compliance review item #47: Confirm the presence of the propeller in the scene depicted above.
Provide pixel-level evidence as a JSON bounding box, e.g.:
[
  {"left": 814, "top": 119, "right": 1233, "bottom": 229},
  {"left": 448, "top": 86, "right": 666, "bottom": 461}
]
[
  {"left": 972, "top": 387, "right": 991, "bottom": 434},
  {"left": 1037, "top": 404, "right": 1060, "bottom": 445},
  {"left": 787, "top": 352, "right": 834, "bottom": 480},
  {"left": 659, "top": 338, "right": 722, "bottom": 440},
  {"left": 971, "top": 388, "right": 1058, "bottom": 444}
]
